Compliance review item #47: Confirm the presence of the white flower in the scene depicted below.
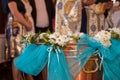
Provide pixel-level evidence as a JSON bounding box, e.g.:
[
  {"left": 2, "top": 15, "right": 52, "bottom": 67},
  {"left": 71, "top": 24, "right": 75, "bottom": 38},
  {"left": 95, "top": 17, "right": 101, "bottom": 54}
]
[
  {"left": 22, "top": 31, "right": 84, "bottom": 49},
  {"left": 101, "top": 40, "right": 111, "bottom": 47},
  {"left": 109, "top": 28, "right": 120, "bottom": 35},
  {"left": 67, "top": 31, "right": 73, "bottom": 36},
  {"left": 49, "top": 32, "right": 60, "bottom": 39},
  {"left": 68, "top": 32, "right": 84, "bottom": 42},
  {"left": 56, "top": 37, "right": 65, "bottom": 47},
  {"left": 49, "top": 33, "right": 70, "bottom": 47},
  {"left": 74, "top": 32, "right": 84, "bottom": 38},
  {"left": 94, "top": 30, "right": 111, "bottom": 47}
]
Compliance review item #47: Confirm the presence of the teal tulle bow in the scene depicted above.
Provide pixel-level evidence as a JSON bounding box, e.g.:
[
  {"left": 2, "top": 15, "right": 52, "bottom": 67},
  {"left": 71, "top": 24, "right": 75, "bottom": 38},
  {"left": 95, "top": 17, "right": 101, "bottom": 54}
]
[
  {"left": 14, "top": 43, "right": 72, "bottom": 80},
  {"left": 70, "top": 34, "right": 120, "bottom": 80}
]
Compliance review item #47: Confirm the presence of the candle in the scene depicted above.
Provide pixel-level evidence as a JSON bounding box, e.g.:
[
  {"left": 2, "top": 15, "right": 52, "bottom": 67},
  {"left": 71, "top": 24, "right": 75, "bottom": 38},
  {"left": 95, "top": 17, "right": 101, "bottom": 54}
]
[{"left": 112, "top": 0, "right": 116, "bottom": 3}]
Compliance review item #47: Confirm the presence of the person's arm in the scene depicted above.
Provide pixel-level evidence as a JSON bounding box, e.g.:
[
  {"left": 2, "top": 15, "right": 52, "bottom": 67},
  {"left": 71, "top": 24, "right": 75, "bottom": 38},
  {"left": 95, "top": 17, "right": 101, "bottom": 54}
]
[{"left": 8, "top": 1, "right": 32, "bottom": 31}]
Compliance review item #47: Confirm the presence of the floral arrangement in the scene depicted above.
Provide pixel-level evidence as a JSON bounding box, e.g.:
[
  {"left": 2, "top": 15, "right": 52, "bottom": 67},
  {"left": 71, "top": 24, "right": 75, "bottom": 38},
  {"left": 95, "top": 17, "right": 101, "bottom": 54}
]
[
  {"left": 94, "top": 30, "right": 111, "bottom": 47},
  {"left": 107, "top": 28, "right": 120, "bottom": 40},
  {"left": 93, "top": 28, "right": 120, "bottom": 47},
  {"left": 21, "top": 33, "right": 37, "bottom": 47},
  {"left": 21, "top": 30, "right": 51, "bottom": 47},
  {"left": 21, "top": 30, "right": 84, "bottom": 49},
  {"left": 21, "top": 28, "right": 120, "bottom": 48}
]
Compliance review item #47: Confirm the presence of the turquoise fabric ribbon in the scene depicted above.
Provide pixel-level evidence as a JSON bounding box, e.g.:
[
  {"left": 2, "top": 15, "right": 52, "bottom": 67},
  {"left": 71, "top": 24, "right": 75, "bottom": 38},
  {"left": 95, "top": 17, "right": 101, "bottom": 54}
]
[
  {"left": 14, "top": 43, "right": 72, "bottom": 80},
  {"left": 47, "top": 46, "right": 72, "bottom": 80},
  {"left": 70, "top": 34, "right": 120, "bottom": 80},
  {"left": 14, "top": 44, "right": 49, "bottom": 76}
]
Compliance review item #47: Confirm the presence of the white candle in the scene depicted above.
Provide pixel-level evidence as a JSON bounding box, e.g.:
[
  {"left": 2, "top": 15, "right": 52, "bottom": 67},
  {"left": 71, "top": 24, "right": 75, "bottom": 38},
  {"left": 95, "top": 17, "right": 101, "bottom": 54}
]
[{"left": 113, "top": 0, "right": 116, "bottom": 3}]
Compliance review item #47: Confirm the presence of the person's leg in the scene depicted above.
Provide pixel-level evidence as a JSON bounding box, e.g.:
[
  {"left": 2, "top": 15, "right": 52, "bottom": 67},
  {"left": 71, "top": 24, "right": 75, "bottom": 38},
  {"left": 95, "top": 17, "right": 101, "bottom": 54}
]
[
  {"left": 12, "top": 61, "right": 24, "bottom": 80},
  {"left": 34, "top": 72, "right": 43, "bottom": 80},
  {"left": 34, "top": 65, "right": 47, "bottom": 80},
  {"left": 42, "top": 66, "right": 47, "bottom": 80},
  {"left": 12, "top": 61, "right": 34, "bottom": 80},
  {"left": 25, "top": 74, "right": 34, "bottom": 80}
]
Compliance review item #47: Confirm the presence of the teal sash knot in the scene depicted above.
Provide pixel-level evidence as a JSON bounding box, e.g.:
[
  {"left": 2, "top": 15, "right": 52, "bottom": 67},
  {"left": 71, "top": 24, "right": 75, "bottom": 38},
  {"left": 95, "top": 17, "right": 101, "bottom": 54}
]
[
  {"left": 70, "top": 34, "right": 120, "bottom": 80},
  {"left": 14, "top": 43, "right": 72, "bottom": 80}
]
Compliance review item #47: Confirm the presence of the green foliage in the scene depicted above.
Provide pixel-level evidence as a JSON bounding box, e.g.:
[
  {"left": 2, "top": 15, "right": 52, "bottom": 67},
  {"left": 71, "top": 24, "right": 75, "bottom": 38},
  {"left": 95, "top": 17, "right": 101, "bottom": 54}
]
[
  {"left": 21, "top": 30, "right": 52, "bottom": 47},
  {"left": 111, "top": 31, "right": 120, "bottom": 40}
]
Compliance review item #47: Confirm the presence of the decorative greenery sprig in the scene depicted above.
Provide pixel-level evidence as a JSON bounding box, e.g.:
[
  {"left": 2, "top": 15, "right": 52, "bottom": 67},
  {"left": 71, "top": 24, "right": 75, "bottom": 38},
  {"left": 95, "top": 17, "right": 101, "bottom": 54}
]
[{"left": 107, "top": 28, "right": 120, "bottom": 40}]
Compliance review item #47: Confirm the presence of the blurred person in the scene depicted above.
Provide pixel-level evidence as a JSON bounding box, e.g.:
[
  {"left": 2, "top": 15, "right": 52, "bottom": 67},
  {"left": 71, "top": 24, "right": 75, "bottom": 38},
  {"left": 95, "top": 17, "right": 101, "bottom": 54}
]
[
  {"left": 111, "top": 1, "right": 120, "bottom": 28},
  {"left": 104, "top": 0, "right": 120, "bottom": 28},
  {"left": 2, "top": 0, "right": 55, "bottom": 80},
  {"left": 2, "top": 0, "right": 34, "bottom": 59},
  {"left": 3, "top": 0, "right": 35, "bottom": 80},
  {"left": 29, "top": 0, "right": 55, "bottom": 80},
  {"left": 32, "top": 0, "right": 55, "bottom": 33},
  {"left": 95, "top": 0, "right": 112, "bottom": 30},
  {"left": 104, "top": 0, "right": 114, "bottom": 28},
  {"left": 55, "top": 0, "right": 82, "bottom": 35},
  {"left": 11, "top": 0, "right": 55, "bottom": 80},
  {"left": 80, "top": 0, "right": 106, "bottom": 35},
  {"left": 80, "top": 0, "right": 97, "bottom": 34}
]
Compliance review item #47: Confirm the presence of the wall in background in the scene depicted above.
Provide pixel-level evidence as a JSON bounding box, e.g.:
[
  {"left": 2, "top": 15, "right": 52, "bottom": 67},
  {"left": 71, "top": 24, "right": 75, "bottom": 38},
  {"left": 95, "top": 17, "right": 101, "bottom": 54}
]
[{"left": 0, "top": 1, "right": 7, "bottom": 34}]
